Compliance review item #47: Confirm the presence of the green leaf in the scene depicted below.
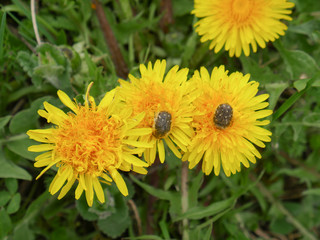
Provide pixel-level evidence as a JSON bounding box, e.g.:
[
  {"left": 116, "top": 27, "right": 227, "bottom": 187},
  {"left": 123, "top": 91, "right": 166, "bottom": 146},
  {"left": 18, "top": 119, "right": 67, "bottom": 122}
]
[
  {"left": 188, "top": 171, "right": 203, "bottom": 208},
  {"left": 174, "top": 197, "right": 236, "bottom": 221},
  {"left": 9, "top": 96, "right": 52, "bottom": 134},
  {"left": 5, "top": 178, "right": 18, "bottom": 195},
  {"left": 203, "top": 223, "right": 213, "bottom": 240},
  {"left": 35, "top": 43, "right": 72, "bottom": 93},
  {"left": 76, "top": 195, "right": 99, "bottom": 221},
  {"left": 0, "top": 12, "right": 6, "bottom": 62},
  {"left": 16, "top": 51, "right": 40, "bottom": 86},
  {"left": 265, "top": 82, "right": 289, "bottom": 110},
  {"left": 36, "top": 43, "right": 66, "bottom": 66},
  {"left": 172, "top": 0, "right": 194, "bottom": 16},
  {"left": 117, "top": 0, "right": 133, "bottom": 19},
  {"left": 0, "top": 208, "right": 12, "bottom": 239},
  {"left": 0, "top": 115, "right": 11, "bottom": 130},
  {"left": 181, "top": 31, "right": 198, "bottom": 67},
  {"left": 224, "top": 222, "right": 249, "bottom": 240},
  {"left": 303, "top": 188, "right": 320, "bottom": 196},
  {"left": 130, "top": 175, "right": 173, "bottom": 200},
  {"left": 98, "top": 213, "right": 130, "bottom": 239},
  {"left": 159, "top": 219, "right": 171, "bottom": 239},
  {"left": 59, "top": 46, "right": 81, "bottom": 74},
  {"left": 7, "top": 193, "right": 21, "bottom": 214},
  {"left": 13, "top": 221, "right": 35, "bottom": 240},
  {"left": 97, "top": 187, "right": 130, "bottom": 238},
  {"left": 6, "top": 138, "right": 39, "bottom": 161},
  {"left": 294, "top": 0, "right": 320, "bottom": 13},
  {"left": 9, "top": 110, "right": 37, "bottom": 134},
  {"left": 105, "top": 9, "right": 159, "bottom": 45},
  {"left": 0, "top": 150, "right": 32, "bottom": 180},
  {"left": 274, "top": 40, "right": 319, "bottom": 80},
  {"left": 270, "top": 217, "right": 295, "bottom": 235},
  {"left": 7, "top": 85, "right": 54, "bottom": 104},
  {"left": 130, "top": 175, "right": 181, "bottom": 215},
  {"left": 240, "top": 56, "right": 283, "bottom": 85},
  {"left": 294, "top": 77, "right": 320, "bottom": 91},
  {"left": 199, "top": 176, "right": 219, "bottom": 198},
  {"left": 288, "top": 20, "right": 320, "bottom": 37},
  {"left": 250, "top": 187, "right": 267, "bottom": 213},
  {"left": 33, "top": 65, "right": 65, "bottom": 89},
  {"left": 274, "top": 168, "right": 317, "bottom": 182},
  {"left": 128, "top": 235, "right": 163, "bottom": 240},
  {"left": 310, "top": 134, "right": 320, "bottom": 150},
  {"left": 273, "top": 71, "right": 320, "bottom": 120},
  {"left": 0, "top": 191, "right": 11, "bottom": 207},
  {"left": 25, "top": 192, "right": 51, "bottom": 218},
  {"left": 49, "top": 227, "right": 77, "bottom": 240}
]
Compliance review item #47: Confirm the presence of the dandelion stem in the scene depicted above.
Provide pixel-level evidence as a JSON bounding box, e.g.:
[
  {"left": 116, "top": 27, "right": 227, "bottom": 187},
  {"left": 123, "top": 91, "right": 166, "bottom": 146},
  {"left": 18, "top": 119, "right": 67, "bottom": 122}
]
[
  {"left": 160, "top": 0, "right": 174, "bottom": 33},
  {"left": 128, "top": 200, "right": 142, "bottom": 236},
  {"left": 92, "top": 0, "right": 129, "bottom": 79},
  {"left": 30, "top": 0, "right": 41, "bottom": 45},
  {"left": 181, "top": 161, "right": 189, "bottom": 240}
]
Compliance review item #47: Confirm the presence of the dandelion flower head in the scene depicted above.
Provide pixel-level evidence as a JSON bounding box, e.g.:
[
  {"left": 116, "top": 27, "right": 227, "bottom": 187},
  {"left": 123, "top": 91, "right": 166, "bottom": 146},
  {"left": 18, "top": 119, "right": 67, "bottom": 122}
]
[
  {"left": 27, "top": 83, "right": 152, "bottom": 206},
  {"left": 117, "top": 60, "right": 197, "bottom": 165},
  {"left": 183, "top": 66, "right": 272, "bottom": 176},
  {"left": 192, "top": 0, "right": 295, "bottom": 57}
]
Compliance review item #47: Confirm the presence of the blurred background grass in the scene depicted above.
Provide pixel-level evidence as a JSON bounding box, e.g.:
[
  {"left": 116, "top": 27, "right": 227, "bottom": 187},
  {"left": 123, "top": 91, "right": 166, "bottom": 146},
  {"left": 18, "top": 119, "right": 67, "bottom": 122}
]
[{"left": 0, "top": 0, "right": 320, "bottom": 239}]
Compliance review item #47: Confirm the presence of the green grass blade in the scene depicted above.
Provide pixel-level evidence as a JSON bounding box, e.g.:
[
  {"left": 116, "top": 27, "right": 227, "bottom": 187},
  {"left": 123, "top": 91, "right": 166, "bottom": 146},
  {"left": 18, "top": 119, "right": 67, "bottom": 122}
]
[
  {"left": 273, "top": 71, "right": 320, "bottom": 121},
  {"left": 0, "top": 11, "right": 7, "bottom": 62}
]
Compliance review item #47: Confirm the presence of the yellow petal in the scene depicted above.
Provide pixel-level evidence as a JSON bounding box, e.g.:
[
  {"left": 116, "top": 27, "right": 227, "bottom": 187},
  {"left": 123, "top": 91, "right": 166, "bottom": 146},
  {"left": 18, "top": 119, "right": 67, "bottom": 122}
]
[
  {"left": 157, "top": 140, "right": 165, "bottom": 163},
  {"left": 75, "top": 182, "right": 84, "bottom": 200},
  {"left": 35, "top": 151, "right": 52, "bottom": 161},
  {"left": 58, "top": 175, "right": 76, "bottom": 199},
  {"left": 84, "top": 174, "right": 94, "bottom": 207},
  {"left": 26, "top": 129, "right": 55, "bottom": 143},
  {"left": 125, "top": 128, "right": 152, "bottom": 136},
  {"left": 122, "top": 153, "right": 148, "bottom": 167},
  {"left": 98, "top": 89, "right": 115, "bottom": 112},
  {"left": 57, "top": 90, "right": 78, "bottom": 113},
  {"left": 126, "top": 112, "right": 145, "bottom": 129},
  {"left": 35, "top": 158, "right": 61, "bottom": 180},
  {"left": 28, "top": 144, "right": 55, "bottom": 152},
  {"left": 34, "top": 158, "right": 52, "bottom": 167},
  {"left": 101, "top": 173, "right": 112, "bottom": 182},
  {"left": 43, "top": 102, "right": 68, "bottom": 124},
  {"left": 122, "top": 139, "right": 153, "bottom": 148},
  {"left": 164, "top": 137, "right": 181, "bottom": 158},
  {"left": 132, "top": 166, "right": 148, "bottom": 175},
  {"left": 93, "top": 177, "right": 105, "bottom": 203},
  {"left": 110, "top": 168, "right": 128, "bottom": 196},
  {"left": 149, "top": 144, "right": 157, "bottom": 165},
  {"left": 79, "top": 173, "right": 87, "bottom": 191},
  {"left": 50, "top": 166, "right": 73, "bottom": 195}
]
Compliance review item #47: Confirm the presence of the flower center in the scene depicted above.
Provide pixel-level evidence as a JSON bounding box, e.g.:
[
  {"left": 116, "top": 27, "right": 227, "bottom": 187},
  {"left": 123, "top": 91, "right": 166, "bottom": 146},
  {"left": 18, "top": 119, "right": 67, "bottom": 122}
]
[
  {"left": 55, "top": 106, "right": 122, "bottom": 175},
  {"left": 214, "top": 103, "right": 233, "bottom": 129},
  {"left": 153, "top": 111, "right": 172, "bottom": 138},
  {"left": 230, "top": 0, "right": 255, "bottom": 23}
]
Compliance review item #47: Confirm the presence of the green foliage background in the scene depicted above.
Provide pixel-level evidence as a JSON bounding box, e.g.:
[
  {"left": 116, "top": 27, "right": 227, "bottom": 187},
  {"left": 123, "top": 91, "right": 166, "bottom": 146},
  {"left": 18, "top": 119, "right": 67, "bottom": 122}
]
[{"left": 0, "top": 0, "right": 320, "bottom": 239}]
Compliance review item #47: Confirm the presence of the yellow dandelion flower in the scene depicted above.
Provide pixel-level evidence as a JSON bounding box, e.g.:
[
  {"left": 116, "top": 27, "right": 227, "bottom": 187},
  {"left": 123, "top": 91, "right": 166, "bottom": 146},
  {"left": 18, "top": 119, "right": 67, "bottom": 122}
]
[
  {"left": 117, "top": 60, "right": 197, "bottom": 165},
  {"left": 183, "top": 65, "right": 272, "bottom": 176},
  {"left": 192, "top": 0, "right": 295, "bottom": 57},
  {"left": 27, "top": 82, "right": 152, "bottom": 206}
]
